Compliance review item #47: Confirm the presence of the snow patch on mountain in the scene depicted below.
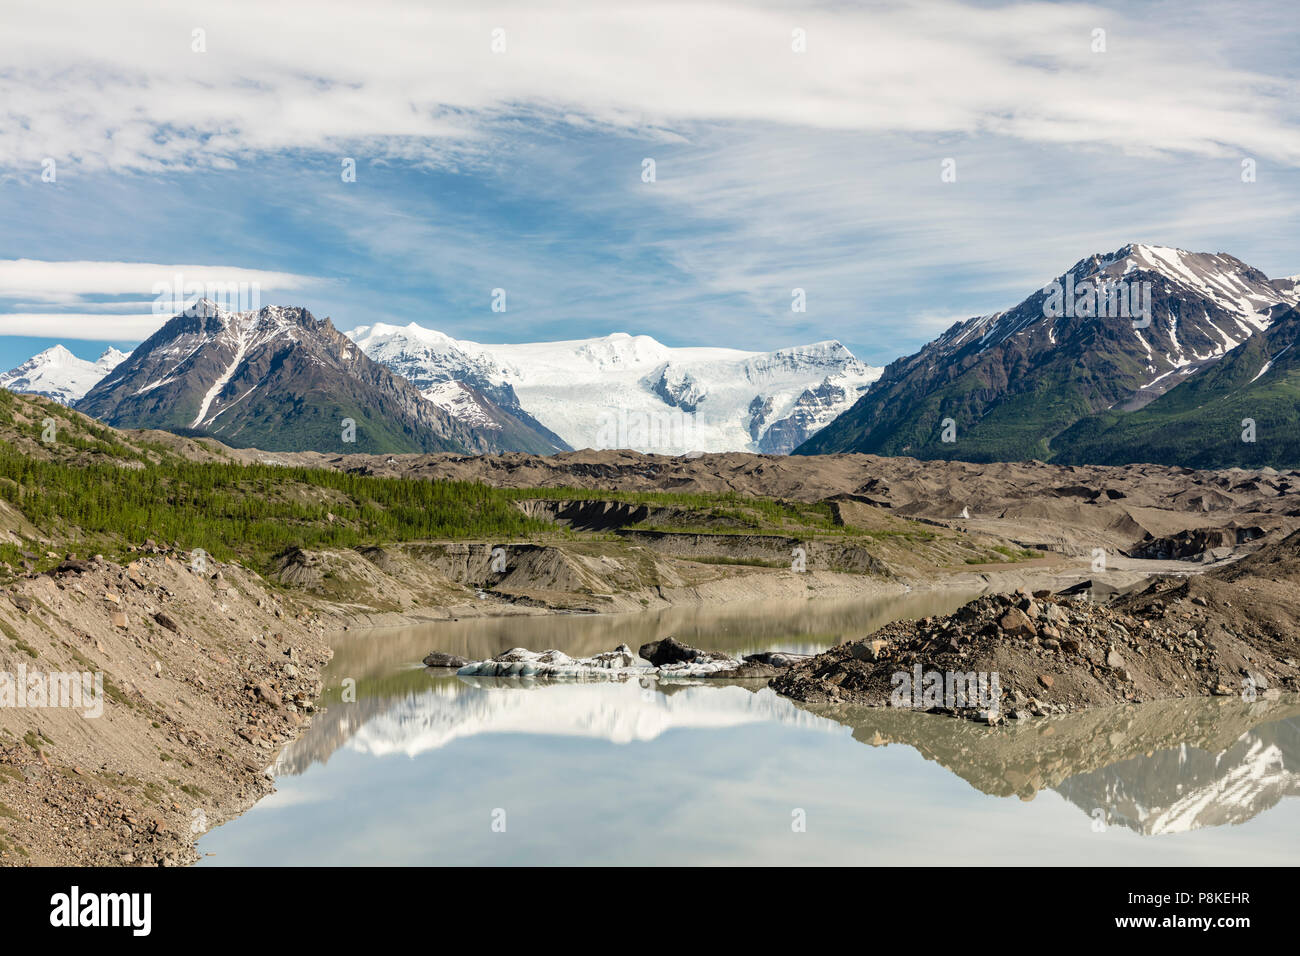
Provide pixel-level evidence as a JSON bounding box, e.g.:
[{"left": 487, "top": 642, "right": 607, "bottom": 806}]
[
  {"left": 423, "top": 380, "right": 501, "bottom": 429},
  {"left": 347, "top": 324, "right": 881, "bottom": 454},
  {"left": 927, "top": 244, "right": 1299, "bottom": 407}
]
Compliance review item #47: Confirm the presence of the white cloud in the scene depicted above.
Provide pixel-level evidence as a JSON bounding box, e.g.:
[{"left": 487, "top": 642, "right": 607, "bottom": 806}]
[
  {"left": 0, "top": 260, "right": 315, "bottom": 299},
  {"left": 0, "top": 260, "right": 321, "bottom": 342},
  {"left": 2, "top": 1, "right": 1297, "bottom": 365},
  {"left": 0, "top": 314, "right": 167, "bottom": 341},
  {"left": 1, "top": 0, "right": 1297, "bottom": 173}
]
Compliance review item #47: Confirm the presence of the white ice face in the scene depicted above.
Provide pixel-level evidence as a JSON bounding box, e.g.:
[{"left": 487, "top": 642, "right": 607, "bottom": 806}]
[{"left": 347, "top": 322, "right": 882, "bottom": 454}]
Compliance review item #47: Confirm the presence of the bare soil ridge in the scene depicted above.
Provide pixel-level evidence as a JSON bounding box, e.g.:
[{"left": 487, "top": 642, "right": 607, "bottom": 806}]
[{"left": 225, "top": 448, "right": 1300, "bottom": 561}]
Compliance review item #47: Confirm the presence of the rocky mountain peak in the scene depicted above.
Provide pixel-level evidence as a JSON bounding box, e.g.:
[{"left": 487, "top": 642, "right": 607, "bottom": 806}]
[{"left": 798, "top": 244, "right": 1300, "bottom": 463}]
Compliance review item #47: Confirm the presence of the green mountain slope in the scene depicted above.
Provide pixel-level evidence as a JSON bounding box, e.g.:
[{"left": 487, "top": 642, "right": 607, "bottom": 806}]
[{"left": 1054, "top": 307, "right": 1300, "bottom": 468}]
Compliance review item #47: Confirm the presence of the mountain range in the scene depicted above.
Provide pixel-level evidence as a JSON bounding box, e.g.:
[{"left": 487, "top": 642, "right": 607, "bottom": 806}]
[
  {"left": 17, "top": 300, "right": 875, "bottom": 456},
  {"left": 346, "top": 324, "right": 880, "bottom": 455},
  {"left": 798, "top": 244, "right": 1300, "bottom": 465},
  {"left": 75, "top": 301, "right": 565, "bottom": 455},
  {"left": 6, "top": 243, "right": 1300, "bottom": 466},
  {"left": 0, "top": 344, "right": 128, "bottom": 405}
]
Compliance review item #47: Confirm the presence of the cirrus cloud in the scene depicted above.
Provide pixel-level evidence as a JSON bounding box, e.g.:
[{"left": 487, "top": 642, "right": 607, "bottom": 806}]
[{"left": 0, "top": 0, "right": 1298, "bottom": 175}]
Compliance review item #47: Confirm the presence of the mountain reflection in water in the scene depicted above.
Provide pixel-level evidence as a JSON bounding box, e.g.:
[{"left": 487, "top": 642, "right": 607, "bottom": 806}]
[{"left": 198, "top": 594, "right": 1300, "bottom": 865}]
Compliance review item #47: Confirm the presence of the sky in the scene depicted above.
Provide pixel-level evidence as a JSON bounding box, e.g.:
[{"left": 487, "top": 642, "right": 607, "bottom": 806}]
[{"left": 1, "top": 0, "right": 1298, "bottom": 371}]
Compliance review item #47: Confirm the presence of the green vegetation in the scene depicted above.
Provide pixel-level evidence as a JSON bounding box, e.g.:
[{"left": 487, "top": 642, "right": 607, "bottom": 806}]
[
  {"left": 685, "top": 555, "right": 789, "bottom": 568},
  {"left": 0, "top": 388, "right": 990, "bottom": 586},
  {"left": 1054, "top": 328, "right": 1300, "bottom": 468},
  {"left": 0, "top": 444, "right": 551, "bottom": 571}
]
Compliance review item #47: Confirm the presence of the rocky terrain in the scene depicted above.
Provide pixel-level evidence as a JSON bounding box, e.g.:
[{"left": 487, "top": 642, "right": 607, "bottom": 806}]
[
  {"left": 0, "top": 546, "right": 332, "bottom": 865},
  {"left": 773, "top": 530, "right": 1300, "bottom": 719},
  {"left": 225, "top": 446, "right": 1300, "bottom": 561},
  {"left": 2, "top": 389, "right": 1299, "bottom": 865}
]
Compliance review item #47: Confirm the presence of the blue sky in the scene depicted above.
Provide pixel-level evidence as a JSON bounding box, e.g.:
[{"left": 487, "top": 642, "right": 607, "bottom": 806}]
[{"left": 1, "top": 0, "right": 1298, "bottom": 371}]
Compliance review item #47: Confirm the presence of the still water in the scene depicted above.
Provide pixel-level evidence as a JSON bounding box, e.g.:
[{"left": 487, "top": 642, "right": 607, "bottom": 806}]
[{"left": 198, "top": 593, "right": 1300, "bottom": 865}]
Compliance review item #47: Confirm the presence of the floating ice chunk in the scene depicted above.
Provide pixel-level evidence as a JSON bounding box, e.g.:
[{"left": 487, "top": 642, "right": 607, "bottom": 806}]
[{"left": 457, "top": 644, "right": 648, "bottom": 681}]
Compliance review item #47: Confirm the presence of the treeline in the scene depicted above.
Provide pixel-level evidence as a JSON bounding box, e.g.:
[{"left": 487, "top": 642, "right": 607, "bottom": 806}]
[{"left": 0, "top": 446, "right": 549, "bottom": 565}]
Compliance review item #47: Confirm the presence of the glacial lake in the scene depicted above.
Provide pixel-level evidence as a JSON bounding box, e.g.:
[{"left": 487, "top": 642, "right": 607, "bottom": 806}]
[{"left": 198, "top": 592, "right": 1300, "bottom": 866}]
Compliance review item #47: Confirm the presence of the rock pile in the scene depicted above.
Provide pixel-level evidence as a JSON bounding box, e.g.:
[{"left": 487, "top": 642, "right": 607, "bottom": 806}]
[{"left": 772, "top": 586, "right": 1300, "bottom": 721}]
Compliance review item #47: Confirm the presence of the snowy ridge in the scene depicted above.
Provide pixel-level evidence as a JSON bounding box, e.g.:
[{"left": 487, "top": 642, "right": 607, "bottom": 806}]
[
  {"left": 166, "top": 302, "right": 310, "bottom": 427},
  {"left": 324, "top": 679, "right": 835, "bottom": 760},
  {"left": 347, "top": 323, "right": 882, "bottom": 454},
  {"left": 925, "top": 243, "right": 1300, "bottom": 400},
  {"left": 1143, "top": 739, "right": 1290, "bottom": 836},
  {"left": 0, "top": 344, "right": 127, "bottom": 404},
  {"left": 1103, "top": 244, "right": 1296, "bottom": 376},
  {"left": 422, "top": 380, "right": 501, "bottom": 429},
  {"left": 941, "top": 245, "right": 1296, "bottom": 362}
]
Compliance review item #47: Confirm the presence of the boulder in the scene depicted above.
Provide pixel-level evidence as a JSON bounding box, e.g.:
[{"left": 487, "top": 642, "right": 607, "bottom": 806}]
[
  {"left": 998, "top": 607, "right": 1037, "bottom": 639},
  {"left": 422, "top": 651, "right": 471, "bottom": 668},
  {"left": 848, "top": 639, "right": 890, "bottom": 662},
  {"left": 52, "top": 558, "right": 93, "bottom": 575},
  {"left": 639, "top": 637, "right": 710, "bottom": 666}
]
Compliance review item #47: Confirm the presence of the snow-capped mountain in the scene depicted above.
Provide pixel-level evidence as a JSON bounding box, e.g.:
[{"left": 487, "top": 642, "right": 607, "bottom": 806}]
[
  {"left": 800, "top": 244, "right": 1300, "bottom": 462},
  {"left": 76, "top": 300, "right": 566, "bottom": 455},
  {"left": 1055, "top": 718, "right": 1300, "bottom": 835},
  {"left": 347, "top": 324, "right": 882, "bottom": 455},
  {"left": 0, "top": 344, "right": 127, "bottom": 405},
  {"left": 935, "top": 245, "right": 1295, "bottom": 405},
  {"left": 275, "top": 678, "right": 835, "bottom": 775}
]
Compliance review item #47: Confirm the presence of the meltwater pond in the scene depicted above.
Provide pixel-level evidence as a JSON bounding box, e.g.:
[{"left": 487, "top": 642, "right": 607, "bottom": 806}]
[{"left": 198, "top": 593, "right": 1300, "bottom": 866}]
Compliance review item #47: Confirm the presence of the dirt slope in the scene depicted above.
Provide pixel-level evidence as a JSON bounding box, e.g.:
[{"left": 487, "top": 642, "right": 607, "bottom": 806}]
[{"left": 0, "top": 548, "right": 330, "bottom": 865}]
